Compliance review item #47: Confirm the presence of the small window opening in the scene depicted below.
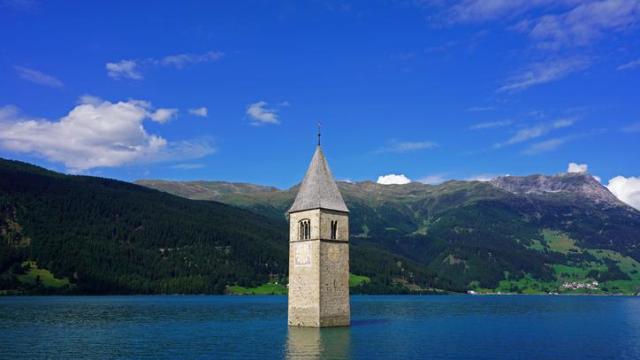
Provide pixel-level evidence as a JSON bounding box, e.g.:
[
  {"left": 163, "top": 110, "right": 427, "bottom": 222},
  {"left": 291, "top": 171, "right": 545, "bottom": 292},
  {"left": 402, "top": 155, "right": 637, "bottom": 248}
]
[
  {"left": 330, "top": 220, "right": 338, "bottom": 240},
  {"left": 299, "top": 219, "right": 311, "bottom": 240}
]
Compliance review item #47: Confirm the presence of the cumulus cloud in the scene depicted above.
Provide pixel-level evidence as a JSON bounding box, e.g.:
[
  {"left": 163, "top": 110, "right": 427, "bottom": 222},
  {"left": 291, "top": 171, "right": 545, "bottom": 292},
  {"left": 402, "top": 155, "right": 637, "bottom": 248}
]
[
  {"left": 246, "top": 101, "right": 280, "bottom": 125},
  {"left": 106, "top": 60, "right": 142, "bottom": 80},
  {"left": 607, "top": 176, "right": 640, "bottom": 210},
  {"left": 376, "top": 140, "right": 438, "bottom": 154},
  {"left": 106, "top": 51, "right": 223, "bottom": 80},
  {"left": 14, "top": 66, "right": 63, "bottom": 87},
  {"left": 149, "top": 108, "right": 178, "bottom": 123},
  {"left": 189, "top": 107, "right": 208, "bottom": 117},
  {"left": 497, "top": 57, "right": 591, "bottom": 93},
  {"left": 567, "top": 162, "right": 588, "bottom": 173},
  {"left": 377, "top": 174, "right": 411, "bottom": 185},
  {"left": 0, "top": 105, "right": 19, "bottom": 119},
  {"left": 0, "top": 97, "right": 214, "bottom": 172},
  {"left": 495, "top": 118, "right": 574, "bottom": 148}
]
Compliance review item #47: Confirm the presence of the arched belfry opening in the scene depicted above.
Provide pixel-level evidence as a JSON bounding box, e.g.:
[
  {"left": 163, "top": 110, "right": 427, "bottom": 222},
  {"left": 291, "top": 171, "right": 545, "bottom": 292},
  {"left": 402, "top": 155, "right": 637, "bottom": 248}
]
[{"left": 298, "top": 219, "right": 311, "bottom": 240}]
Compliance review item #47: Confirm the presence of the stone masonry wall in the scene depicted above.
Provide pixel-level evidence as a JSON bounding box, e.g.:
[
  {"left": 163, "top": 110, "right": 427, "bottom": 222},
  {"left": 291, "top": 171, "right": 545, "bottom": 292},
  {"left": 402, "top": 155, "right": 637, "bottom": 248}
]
[
  {"left": 288, "top": 209, "right": 350, "bottom": 327},
  {"left": 288, "top": 210, "right": 320, "bottom": 326}
]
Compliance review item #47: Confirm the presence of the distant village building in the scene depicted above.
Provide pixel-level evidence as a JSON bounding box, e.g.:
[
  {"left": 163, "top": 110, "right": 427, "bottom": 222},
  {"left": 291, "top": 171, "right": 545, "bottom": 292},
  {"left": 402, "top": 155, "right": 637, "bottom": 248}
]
[{"left": 287, "top": 135, "right": 350, "bottom": 327}]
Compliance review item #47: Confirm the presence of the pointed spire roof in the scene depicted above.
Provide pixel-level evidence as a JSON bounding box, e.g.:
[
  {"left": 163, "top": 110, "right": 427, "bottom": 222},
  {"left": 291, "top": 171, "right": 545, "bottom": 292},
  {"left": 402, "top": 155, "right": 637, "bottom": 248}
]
[{"left": 289, "top": 145, "right": 349, "bottom": 213}]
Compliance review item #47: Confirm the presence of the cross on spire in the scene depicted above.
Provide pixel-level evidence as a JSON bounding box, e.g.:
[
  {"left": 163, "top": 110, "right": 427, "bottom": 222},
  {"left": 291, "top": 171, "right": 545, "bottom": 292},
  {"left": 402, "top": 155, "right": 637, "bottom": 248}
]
[{"left": 317, "top": 121, "right": 322, "bottom": 146}]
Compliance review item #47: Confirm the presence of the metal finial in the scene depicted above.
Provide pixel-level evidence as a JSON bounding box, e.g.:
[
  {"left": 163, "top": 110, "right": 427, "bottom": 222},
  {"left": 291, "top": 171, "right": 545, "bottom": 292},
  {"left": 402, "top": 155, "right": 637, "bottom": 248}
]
[{"left": 317, "top": 121, "right": 321, "bottom": 146}]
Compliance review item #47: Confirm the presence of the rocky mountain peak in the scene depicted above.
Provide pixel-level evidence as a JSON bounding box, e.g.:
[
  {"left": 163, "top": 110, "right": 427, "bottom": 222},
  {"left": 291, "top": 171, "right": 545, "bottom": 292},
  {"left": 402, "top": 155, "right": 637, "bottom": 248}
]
[{"left": 490, "top": 173, "right": 623, "bottom": 207}]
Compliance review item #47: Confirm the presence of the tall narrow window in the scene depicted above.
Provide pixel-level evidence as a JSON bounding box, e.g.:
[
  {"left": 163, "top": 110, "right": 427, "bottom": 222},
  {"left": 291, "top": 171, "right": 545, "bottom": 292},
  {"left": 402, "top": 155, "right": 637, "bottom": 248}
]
[
  {"left": 299, "top": 219, "right": 311, "bottom": 240},
  {"left": 330, "top": 220, "right": 338, "bottom": 240}
]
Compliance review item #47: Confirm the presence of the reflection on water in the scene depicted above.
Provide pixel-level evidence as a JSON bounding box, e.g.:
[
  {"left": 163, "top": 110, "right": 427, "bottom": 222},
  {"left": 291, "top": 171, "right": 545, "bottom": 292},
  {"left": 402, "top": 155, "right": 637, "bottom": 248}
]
[{"left": 286, "top": 326, "right": 351, "bottom": 359}]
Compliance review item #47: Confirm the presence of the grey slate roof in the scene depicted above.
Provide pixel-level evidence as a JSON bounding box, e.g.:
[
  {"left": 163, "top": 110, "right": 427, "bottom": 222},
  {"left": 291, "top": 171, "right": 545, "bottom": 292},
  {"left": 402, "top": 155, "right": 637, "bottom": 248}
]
[{"left": 288, "top": 145, "right": 349, "bottom": 213}]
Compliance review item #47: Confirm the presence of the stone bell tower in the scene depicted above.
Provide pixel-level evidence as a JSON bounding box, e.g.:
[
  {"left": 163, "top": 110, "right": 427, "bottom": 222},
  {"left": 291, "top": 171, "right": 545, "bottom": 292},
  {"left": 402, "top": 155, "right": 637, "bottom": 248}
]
[{"left": 287, "top": 134, "right": 350, "bottom": 327}]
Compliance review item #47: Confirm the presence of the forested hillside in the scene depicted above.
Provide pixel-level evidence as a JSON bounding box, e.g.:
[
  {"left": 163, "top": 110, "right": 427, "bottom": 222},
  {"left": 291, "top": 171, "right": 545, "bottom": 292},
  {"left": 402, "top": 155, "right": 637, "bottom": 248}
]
[
  {"left": 139, "top": 174, "right": 640, "bottom": 294},
  {"left": 0, "top": 159, "right": 291, "bottom": 294},
  {"left": 0, "top": 158, "right": 429, "bottom": 295}
]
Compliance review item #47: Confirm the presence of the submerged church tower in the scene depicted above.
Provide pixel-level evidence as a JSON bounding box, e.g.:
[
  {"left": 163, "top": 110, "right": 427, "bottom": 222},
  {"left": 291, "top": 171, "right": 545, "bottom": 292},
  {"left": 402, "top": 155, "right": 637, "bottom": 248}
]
[{"left": 288, "top": 135, "right": 350, "bottom": 327}]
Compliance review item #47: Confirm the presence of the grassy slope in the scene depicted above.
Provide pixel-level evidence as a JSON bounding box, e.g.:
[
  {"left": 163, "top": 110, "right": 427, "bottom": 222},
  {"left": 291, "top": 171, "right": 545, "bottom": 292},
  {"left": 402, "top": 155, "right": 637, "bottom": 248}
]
[
  {"left": 227, "top": 273, "right": 372, "bottom": 295},
  {"left": 17, "top": 261, "right": 71, "bottom": 288},
  {"left": 227, "top": 282, "right": 287, "bottom": 295},
  {"left": 490, "top": 229, "right": 640, "bottom": 294}
]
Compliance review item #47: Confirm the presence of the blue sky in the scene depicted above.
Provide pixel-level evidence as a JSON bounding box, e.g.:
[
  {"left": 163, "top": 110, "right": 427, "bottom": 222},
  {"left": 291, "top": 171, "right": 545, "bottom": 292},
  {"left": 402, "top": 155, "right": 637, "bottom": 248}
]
[{"left": 1, "top": 0, "right": 639, "bottom": 196}]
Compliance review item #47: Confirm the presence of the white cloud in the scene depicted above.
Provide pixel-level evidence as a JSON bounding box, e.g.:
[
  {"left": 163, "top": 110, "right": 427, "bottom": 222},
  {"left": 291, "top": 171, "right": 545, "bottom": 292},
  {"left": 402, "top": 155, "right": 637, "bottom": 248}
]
[
  {"left": 417, "top": 174, "right": 449, "bottom": 185},
  {"left": 0, "top": 97, "right": 214, "bottom": 172},
  {"left": 106, "top": 60, "right": 142, "bottom": 80},
  {"left": 149, "top": 108, "right": 178, "bottom": 123},
  {"left": 467, "top": 174, "right": 497, "bottom": 182},
  {"left": 519, "top": 0, "right": 640, "bottom": 48},
  {"left": 189, "top": 107, "right": 208, "bottom": 117},
  {"left": 424, "top": 0, "right": 640, "bottom": 58},
  {"left": 246, "top": 101, "right": 279, "bottom": 125},
  {"left": 567, "top": 162, "right": 588, "bottom": 173},
  {"left": 522, "top": 137, "right": 568, "bottom": 155},
  {"left": 497, "top": 57, "right": 591, "bottom": 93},
  {"left": 607, "top": 176, "right": 640, "bottom": 210},
  {"left": 376, "top": 140, "right": 438, "bottom": 154},
  {"left": 445, "top": 0, "right": 575, "bottom": 23},
  {"left": 14, "top": 66, "right": 63, "bottom": 87},
  {"left": 159, "top": 51, "right": 223, "bottom": 69},
  {"left": 618, "top": 59, "right": 640, "bottom": 70},
  {"left": 377, "top": 174, "right": 412, "bottom": 185},
  {"left": 0, "top": 105, "right": 19, "bottom": 119},
  {"left": 495, "top": 118, "right": 574, "bottom": 148},
  {"left": 77, "top": 95, "right": 103, "bottom": 106},
  {"left": 106, "top": 51, "right": 223, "bottom": 80},
  {"left": 416, "top": 173, "right": 498, "bottom": 184},
  {"left": 468, "top": 120, "right": 512, "bottom": 130}
]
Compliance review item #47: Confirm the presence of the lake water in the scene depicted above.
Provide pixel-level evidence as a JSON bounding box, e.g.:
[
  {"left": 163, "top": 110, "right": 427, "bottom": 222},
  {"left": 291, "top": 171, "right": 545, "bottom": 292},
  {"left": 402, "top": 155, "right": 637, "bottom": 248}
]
[{"left": 1, "top": 295, "right": 640, "bottom": 359}]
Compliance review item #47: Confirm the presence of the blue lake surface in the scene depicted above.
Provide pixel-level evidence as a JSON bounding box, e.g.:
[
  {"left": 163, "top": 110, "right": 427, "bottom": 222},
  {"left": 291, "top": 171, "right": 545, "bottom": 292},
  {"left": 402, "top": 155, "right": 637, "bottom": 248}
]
[{"left": 1, "top": 295, "right": 640, "bottom": 359}]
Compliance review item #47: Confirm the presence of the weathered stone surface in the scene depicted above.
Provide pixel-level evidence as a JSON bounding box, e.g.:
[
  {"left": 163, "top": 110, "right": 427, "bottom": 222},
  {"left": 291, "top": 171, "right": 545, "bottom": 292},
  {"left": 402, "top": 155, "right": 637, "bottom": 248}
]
[
  {"left": 288, "top": 145, "right": 350, "bottom": 328},
  {"left": 288, "top": 146, "right": 349, "bottom": 214}
]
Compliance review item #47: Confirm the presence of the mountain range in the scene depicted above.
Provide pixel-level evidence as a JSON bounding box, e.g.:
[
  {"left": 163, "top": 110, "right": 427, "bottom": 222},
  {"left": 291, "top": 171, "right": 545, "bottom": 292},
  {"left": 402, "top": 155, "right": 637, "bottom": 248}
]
[
  {"left": 2, "top": 156, "right": 640, "bottom": 295},
  {"left": 138, "top": 172, "right": 640, "bottom": 294}
]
